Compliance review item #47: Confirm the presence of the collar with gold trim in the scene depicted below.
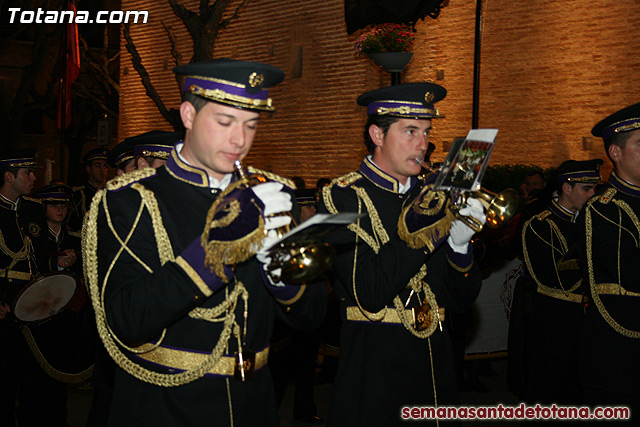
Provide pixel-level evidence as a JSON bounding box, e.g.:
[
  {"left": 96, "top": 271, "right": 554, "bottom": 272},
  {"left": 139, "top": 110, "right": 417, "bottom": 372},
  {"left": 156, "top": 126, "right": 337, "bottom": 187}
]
[
  {"left": 359, "top": 156, "right": 417, "bottom": 194},
  {"left": 165, "top": 145, "right": 210, "bottom": 187},
  {"left": 0, "top": 193, "right": 19, "bottom": 211},
  {"left": 48, "top": 226, "right": 62, "bottom": 243},
  {"left": 609, "top": 170, "right": 640, "bottom": 198},
  {"left": 165, "top": 143, "right": 233, "bottom": 189},
  {"left": 549, "top": 199, "right": 577, "bottom": 223}
]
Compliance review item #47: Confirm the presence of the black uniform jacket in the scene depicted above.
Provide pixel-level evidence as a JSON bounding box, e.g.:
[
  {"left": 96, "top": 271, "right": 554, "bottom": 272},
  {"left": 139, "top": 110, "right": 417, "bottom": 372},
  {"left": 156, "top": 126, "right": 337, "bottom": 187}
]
[
  {"left": 69, "top": 181, "right": 99, "bottom": 232},
  {"left": 41, "top": 225, "right": 82, "bottom": 277},
  {"left": 0, "top": 195, "right": 49, "bottom": 306},
  {"left": 578, "top": 171, "right": 640, "bottom": 397},
  {"left": 318, "top": 157, "right": 482, "bottom": 426},
  {"left": 85, "top": 149, "right": 326, "bottom": 426},
  {"left": 522, "top": 199, "right": 584, "bottom": 404}
]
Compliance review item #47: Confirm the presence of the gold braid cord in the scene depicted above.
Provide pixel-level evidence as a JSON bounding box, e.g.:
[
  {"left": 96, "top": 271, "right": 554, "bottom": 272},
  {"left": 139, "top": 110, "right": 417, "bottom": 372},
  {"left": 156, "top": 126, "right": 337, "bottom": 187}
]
[
  {"left": 0, "top": 231, "right": 31, "bottom": 271},
  {"left": 324, "top": 180, "right": 439, "bottom": 337},
  {"left": 83, "top": 184, "right": 243, "bottom": 387},
  {"left": 247, "top": 166, "right": 294, "bottom": 189},
  {"left": 21, "top": 326, "right": 93, "bottom": 383},
  {"left": 325, "top": 181, "right": 390, "bottom": 322},
  {"left": 322, "top": 180, "right": 387, "bottom": 253},
  {"left": 398, "top": 186, "right": 454, "bottom": 252},
  {"left": 201, "top": 180, "right": 265, "bottom": 282},
  {"left": 522, "top": 216, "right": 581, "bottom": 297},
  {"left": 105, "top": 167, "right": 157, "bottom": 191},
  {"left": 585, "top": 199, "right": 640, "bottom": 339},
  {"left": 392, "top": 265, "right": 440, "bottom": 339}
]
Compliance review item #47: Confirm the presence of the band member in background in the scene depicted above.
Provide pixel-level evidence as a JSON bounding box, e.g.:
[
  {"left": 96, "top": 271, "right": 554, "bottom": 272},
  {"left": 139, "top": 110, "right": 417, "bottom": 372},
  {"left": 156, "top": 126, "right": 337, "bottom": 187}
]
[
  {"left": 33, "top": 184, "right": 80, "bottom": 276},
  {"left": 131, "top": 130, "right": 182, "bottom": 169},
  {"left": 83, "top": 58, "right": 326, "bottom": 426},
  {"left": 69, "top": 148, "right": 110, "bottom": 232},
  {"left": 107, "top": 139, "right": 137, "bottom": 176},
  {"left": 522, "top": 159, "right": 602, "bottom": 406},
  {"left": 318, "top": 83, "right": 484, "bottom": 426},
  {"left": 579, "top": 102, "right": 640, "bottom": 424},
  {"left": 0, "top": 149, "right": 68, "bottom": 426}
]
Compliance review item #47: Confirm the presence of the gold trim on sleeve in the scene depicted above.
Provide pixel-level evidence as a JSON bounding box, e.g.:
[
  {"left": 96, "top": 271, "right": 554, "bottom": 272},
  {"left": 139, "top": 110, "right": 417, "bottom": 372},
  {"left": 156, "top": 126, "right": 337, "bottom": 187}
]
[{"left": 176, "top": 256, "right": 213, "bottom": 297}]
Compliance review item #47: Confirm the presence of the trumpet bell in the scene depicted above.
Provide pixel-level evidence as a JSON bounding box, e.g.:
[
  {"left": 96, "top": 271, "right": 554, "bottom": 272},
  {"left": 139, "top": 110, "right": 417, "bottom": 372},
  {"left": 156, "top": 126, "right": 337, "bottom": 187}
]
[
  {"left": 455, "top": 187, "right": 520, "bottom": 232},
  {"left": 269, "top": 243, "right": 336, "bottom": 285},
  {"left": 481, "top": 188, "right": 520, "bottom": 229}
]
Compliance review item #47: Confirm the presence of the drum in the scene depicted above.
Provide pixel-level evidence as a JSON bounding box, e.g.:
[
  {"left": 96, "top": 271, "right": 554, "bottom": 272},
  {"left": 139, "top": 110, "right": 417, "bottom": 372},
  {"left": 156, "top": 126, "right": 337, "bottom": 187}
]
[{"left": 13, "top": 272, "right": 95, "bottom": 383}]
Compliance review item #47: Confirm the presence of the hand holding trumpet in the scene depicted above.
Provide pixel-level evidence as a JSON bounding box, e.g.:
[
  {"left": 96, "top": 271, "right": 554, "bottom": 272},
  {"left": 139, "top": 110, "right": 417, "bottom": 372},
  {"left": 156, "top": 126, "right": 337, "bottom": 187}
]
[{"left": 447, "top": 198, "right": 486, "bottom": 254}]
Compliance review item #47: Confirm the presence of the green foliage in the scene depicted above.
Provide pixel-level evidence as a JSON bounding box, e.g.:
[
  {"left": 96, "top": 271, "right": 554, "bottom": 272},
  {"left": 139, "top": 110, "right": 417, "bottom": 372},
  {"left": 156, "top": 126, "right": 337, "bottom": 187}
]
[{"left": 354, "top": 23, "right": 415, "bottom": 56}]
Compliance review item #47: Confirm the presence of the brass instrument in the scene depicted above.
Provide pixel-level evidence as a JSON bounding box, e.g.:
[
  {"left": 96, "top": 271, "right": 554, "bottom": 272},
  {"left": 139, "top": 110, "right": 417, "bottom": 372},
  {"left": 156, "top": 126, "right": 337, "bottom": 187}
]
[
  {"left": 234, "top": 161, "right": 335, "bottom": 284},
  {"left": 414, "top": 157, "right": 519, "bottom": 233},
  {"left": 451, "top": 187, "right": 519, "bottom": 233}
]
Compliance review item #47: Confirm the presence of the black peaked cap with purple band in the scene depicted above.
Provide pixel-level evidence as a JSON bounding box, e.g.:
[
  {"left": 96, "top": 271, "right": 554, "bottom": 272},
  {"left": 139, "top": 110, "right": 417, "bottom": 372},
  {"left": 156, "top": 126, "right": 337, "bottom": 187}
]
[
  {"left": 173, "top": 58, "right": 285, "bottom": 112},
  {"left": 357, "top": 82, "right": 447, "bottom": 119},
  {"left": 0, "top": 148, "right": 39, "bottom": 169},
  {"left": 128, "top": 130, "right": 182, "bottom": 160},
  {"left": 556, "top": 159, "right": 603, "bottom": 184},
  {"left": 591, "top": 102, "right": 640, "bottom": 140},
  {"left": 295, "top": 188, "right": 317, "bottom": 206},
  {"left": 33, "top": 184, "right": 73, "bottom": 204},
  {"left": 82, "top": 148, "right": 109, "bottom": 165},
  {"left": 108, "top": 140, "right": 135, "bottom": 169}
]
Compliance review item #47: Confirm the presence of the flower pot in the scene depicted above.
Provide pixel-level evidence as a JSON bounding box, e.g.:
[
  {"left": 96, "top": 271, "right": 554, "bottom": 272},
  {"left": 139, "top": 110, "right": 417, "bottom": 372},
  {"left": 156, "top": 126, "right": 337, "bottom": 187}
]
[{"left": 366, "top": 52, "right": 414, "bottom": 73}]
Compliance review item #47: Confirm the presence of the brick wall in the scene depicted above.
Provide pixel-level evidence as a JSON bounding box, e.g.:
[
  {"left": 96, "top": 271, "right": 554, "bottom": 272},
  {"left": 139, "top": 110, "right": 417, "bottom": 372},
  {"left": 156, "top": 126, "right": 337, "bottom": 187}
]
[{"left": 120, "top": 0, "right": 640, "bottom": 183}]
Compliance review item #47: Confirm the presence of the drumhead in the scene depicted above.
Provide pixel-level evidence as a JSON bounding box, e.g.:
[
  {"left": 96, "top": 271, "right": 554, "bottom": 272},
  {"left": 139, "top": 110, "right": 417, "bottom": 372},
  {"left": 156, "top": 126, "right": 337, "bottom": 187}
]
[{"left": 14, "top": 273, "right": 77, "bottom": 322}]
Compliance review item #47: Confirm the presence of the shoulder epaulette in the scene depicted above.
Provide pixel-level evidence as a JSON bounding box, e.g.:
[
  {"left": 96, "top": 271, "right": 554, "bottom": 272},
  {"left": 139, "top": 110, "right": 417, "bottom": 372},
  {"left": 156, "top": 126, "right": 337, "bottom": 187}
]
[
  {"left": 106, "top": 167, "right": 157, "bottom": 191},
  {"left": 72, "top": 185, "right": 85, "bottom": 192},
  {"left": 597, "top": 187, "right": 617, "bottom": 204},
  {"left": 22, "top": 196, "right": 41, "bottom": 204},
  {"left": 332, "top": 171, "right": 363, "bottom": 188},
  {"left": 535, "top": 210, "right": 552, "bottom": 220},
  {"left": 246, "top": 167, "right": 294, "bottom": 189}
]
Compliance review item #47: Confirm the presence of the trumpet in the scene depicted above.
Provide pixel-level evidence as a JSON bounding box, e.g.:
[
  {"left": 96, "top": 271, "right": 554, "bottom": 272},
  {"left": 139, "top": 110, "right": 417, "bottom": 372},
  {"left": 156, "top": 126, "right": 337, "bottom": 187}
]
[
  {"left": 234, "top": 161, "right": 335, "bottom": 284},
  {"left": 414, "top": 157, "right": 519, "bottom": 233},
  {"left": 451, "top": 187, "right": 519, "bottom": 232}
]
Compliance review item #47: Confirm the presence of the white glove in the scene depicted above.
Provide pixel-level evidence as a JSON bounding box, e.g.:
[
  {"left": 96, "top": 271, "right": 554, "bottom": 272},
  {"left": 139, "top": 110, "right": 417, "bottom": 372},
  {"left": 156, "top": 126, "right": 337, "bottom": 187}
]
[
  {"left": 251, "top": 183, "right": 294, "bottom": 287},
  {"left": 252, "top": 182, "right": 292, "bottom": 218},
  {"left": 447, "top": 197, "right": 486, "bottom": 253},
  {"left": 256, "top": 230, "right": 287, "bottom": 287}
]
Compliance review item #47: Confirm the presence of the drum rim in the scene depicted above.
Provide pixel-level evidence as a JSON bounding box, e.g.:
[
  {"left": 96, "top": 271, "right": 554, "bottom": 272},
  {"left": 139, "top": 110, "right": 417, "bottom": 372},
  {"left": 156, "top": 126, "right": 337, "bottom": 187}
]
[{"left": 12, "top": 271, "right": 80, "bottom": 323}]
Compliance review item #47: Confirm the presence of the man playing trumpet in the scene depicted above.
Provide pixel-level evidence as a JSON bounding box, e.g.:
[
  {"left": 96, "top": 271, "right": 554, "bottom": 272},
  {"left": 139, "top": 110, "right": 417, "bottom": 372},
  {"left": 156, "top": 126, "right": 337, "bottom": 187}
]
[
  {"left": 318, "top": 83, "right": 485, "bottom": 426},
  {"left": 83, "top": 59, "right": 326, "bottom": 426}
]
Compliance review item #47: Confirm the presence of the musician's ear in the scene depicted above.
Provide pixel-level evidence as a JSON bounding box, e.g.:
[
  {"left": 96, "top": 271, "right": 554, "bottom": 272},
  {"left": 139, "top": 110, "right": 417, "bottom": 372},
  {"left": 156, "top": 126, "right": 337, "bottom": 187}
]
[
  {"left": 180, "top": 101, "right": 196, "bottom": 131},
  {"left": 608, "top": 143, "right": 621, "bottom": 163},
  {"left": 3, "top": 171, "right": 13, "bottom": 184},
  {"left": 369, "top": 124, "right": 384, "bottom": 147}
]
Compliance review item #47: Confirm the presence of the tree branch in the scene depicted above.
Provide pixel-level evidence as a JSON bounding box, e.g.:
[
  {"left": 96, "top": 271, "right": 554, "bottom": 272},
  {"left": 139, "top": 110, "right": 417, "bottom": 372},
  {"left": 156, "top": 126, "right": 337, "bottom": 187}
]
[
  {"left": 169, "top": 0, "right": 201, "bottom": 42},
  {"left": 161, "top": 22, "right": 184, "bottom": 67},
  {"left": 123, "top": 23, "right": 181, "bottom": 130},
  {"left": 219, "top": 0, "right": 250, "bottom": 29}
]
